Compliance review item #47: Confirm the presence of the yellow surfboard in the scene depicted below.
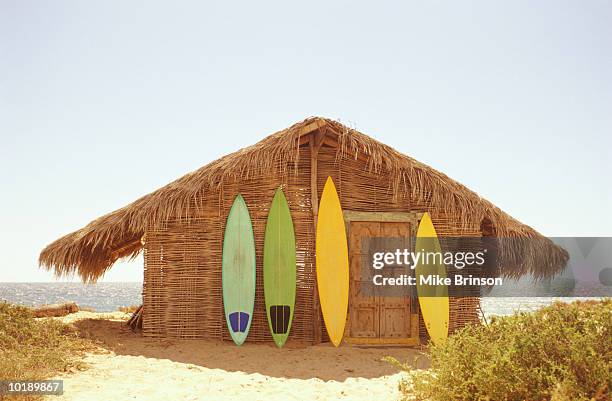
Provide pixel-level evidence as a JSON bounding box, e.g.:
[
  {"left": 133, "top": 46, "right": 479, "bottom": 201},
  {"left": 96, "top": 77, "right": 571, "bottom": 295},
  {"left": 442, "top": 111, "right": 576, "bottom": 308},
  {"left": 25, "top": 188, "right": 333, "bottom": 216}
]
[
  {"left": 415, "top": 212, "right": 450, "bottom": 345},
  {"left": 316, "top": 177, "right": 349, "bottom": 347}
]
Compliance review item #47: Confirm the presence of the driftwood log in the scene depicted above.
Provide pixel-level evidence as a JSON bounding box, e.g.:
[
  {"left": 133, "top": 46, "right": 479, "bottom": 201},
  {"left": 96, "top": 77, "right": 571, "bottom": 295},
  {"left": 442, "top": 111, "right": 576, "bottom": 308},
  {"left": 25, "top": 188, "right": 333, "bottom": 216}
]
[
  {"left": 127, "top": 305, "right": 143, "bottom": 331},
  {"left": 32, "top": 302, "right": 79, "bottom": 317}
]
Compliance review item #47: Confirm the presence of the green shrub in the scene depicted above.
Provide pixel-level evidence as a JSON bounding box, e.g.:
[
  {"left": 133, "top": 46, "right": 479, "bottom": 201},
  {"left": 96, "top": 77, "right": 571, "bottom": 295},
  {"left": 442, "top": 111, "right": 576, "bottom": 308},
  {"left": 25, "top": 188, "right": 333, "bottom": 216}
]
[{"left": 395, "top": 300, "right": 611, "bottom": 401}]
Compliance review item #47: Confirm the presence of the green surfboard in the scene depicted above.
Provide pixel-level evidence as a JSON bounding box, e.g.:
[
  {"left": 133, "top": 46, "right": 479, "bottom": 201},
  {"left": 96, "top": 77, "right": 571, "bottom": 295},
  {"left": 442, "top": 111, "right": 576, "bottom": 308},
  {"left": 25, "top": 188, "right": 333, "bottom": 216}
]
[
  {"left": 222, "top": 194, "right": 256, "bottom": 346},
  {"left": 263, "top": 188, "right": 296, "bottom": 347}
]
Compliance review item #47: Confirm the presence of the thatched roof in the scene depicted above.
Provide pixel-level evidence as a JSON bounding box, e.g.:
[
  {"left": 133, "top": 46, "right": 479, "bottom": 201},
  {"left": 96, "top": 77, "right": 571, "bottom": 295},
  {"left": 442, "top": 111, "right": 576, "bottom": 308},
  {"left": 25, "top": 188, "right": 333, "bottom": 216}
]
[{"left": 39, "top": 117, "right": 568, "bottom": 282}]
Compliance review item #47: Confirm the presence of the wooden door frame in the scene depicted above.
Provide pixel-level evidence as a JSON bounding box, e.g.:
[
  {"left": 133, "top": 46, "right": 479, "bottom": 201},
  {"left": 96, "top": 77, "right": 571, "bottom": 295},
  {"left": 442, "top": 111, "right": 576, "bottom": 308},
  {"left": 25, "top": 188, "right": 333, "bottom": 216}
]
[{"left": 343, "top": 211, "right": 422, "bottom": 345}]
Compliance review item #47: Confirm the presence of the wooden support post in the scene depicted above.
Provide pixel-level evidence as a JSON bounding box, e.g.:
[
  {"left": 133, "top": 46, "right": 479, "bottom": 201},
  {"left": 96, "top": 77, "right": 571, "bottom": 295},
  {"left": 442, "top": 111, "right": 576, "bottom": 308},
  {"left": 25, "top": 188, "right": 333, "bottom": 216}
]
[
  {"left": 310, "top": 142, "right": 319, "bottom": 226},
  {"left": 310, "top": 130, "right": 324, "bottom": 344}
]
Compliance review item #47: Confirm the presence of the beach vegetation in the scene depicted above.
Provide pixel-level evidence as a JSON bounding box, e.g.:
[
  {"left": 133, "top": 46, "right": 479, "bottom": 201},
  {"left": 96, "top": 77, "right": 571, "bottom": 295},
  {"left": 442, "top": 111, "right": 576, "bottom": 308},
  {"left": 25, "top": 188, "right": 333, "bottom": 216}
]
[
  {"left": 0, "top": 302, "right": 94, "bottom": 399},
  {"left": 391, "top": 300, "right": 611, "bottom": 401}
]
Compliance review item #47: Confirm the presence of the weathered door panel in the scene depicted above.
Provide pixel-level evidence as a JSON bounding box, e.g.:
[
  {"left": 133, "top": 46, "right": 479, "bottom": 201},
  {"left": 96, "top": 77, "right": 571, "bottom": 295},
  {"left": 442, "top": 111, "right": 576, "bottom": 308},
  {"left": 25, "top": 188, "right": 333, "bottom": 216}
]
[
  {"left": 348, "top": 221, "right": 380, "bottom": 338},
  {"left": 347, "top": 218, "right": 419, "bottom": 344}
]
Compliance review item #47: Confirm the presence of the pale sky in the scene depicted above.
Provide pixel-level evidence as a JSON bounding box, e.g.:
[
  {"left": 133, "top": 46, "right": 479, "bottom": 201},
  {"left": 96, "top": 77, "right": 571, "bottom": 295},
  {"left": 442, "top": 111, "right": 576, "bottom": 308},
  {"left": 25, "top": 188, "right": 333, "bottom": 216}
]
[{"left": 1, "top": 1, "right": 610, "bottom": 282}]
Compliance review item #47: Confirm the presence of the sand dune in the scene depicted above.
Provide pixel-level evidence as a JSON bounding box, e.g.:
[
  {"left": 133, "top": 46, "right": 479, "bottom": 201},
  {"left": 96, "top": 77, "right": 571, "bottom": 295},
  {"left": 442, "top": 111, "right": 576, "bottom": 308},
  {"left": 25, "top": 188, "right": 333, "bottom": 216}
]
[{"left": 49, "top": 312, "right": 426, "bottom": 401}]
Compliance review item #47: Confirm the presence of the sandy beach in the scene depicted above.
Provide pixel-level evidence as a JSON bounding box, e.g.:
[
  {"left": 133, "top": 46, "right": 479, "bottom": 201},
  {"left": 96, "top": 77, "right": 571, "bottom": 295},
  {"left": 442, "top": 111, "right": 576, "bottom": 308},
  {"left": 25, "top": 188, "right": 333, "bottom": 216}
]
[{"left": 49, "top": 312, "right": 426, "bottom": 401}]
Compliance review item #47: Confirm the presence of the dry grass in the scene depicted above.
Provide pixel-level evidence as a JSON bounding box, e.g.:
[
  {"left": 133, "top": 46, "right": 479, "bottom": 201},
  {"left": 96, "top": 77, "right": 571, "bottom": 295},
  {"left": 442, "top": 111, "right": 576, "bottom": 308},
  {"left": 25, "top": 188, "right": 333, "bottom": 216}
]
[
  {"left": 117, "top": 305, "right": 140, "bottom": 313},
  {"left": 0, "top": 302, "right": 95, "bottom": 400}
]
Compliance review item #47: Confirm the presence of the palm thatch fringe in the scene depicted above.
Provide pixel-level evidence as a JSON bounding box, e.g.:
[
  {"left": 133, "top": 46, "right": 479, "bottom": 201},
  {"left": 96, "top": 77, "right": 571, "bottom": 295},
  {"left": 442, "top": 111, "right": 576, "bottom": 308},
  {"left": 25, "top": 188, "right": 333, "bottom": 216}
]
[{"left": 39, "top": 117, "right": 567, "bottom": 282}]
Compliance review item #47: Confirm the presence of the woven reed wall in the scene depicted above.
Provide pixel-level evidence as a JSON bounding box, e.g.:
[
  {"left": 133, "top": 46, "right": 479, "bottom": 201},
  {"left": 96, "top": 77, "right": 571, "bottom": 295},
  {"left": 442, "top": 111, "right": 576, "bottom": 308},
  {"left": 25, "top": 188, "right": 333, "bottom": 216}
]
[
  {"left": 143, "top": 139, "right": 482, "bottom": 342},
  {"left": 143, "top": 146, "right": 315, "bottom": 341}
]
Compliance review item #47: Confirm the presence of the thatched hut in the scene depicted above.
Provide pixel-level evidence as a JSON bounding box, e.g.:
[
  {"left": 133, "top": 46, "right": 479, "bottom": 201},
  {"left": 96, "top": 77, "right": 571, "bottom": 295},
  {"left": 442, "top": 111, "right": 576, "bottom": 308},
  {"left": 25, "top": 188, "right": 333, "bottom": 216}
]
[{"left": 40, "top": 117, "right": 567, "bottom": 345}]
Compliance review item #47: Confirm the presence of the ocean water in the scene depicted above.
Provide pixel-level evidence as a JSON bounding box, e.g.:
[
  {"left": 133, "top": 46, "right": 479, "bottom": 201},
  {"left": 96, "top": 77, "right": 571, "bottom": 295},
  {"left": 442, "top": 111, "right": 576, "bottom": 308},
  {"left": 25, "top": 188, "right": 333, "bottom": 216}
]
[
  {"left": 479, "top": 297, "right": 603, "bottom": 319},
  {"left": 0, "top": 282, "right": 604, "bottom": 317},
  {"left": 0, "top": 282, "right": 142, "bottom": 312}
]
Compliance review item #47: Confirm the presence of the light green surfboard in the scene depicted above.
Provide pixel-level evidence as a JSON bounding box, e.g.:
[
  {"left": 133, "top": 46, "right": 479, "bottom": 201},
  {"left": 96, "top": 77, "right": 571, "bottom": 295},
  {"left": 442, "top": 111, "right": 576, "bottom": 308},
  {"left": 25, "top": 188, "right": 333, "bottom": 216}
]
[
  {"left": 263, "top": 188, "right": 296, "bottom": 347},
  {"left": 222, "top": 194, "right": 256, "bottom": 346}
]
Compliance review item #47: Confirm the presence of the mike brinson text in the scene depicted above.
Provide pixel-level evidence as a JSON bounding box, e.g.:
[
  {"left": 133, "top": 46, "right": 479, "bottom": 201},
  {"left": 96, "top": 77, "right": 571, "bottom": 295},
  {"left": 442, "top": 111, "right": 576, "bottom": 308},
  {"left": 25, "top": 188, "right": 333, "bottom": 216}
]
[{"left": 372, "top": 273, "right": 503, "bottom": 287}]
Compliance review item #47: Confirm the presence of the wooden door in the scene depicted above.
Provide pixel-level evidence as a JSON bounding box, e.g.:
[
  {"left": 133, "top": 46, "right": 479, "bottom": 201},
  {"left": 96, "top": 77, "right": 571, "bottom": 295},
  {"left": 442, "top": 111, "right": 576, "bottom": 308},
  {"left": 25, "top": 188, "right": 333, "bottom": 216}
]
[
  {"left": 378, "top": 222, "right": 412, "bottom": 339},
  {"left": 347, "top": 220, "right": 418, "bottom": 344},
  {"left": 348, "top": 221, "right": 379, "bottom": 338}
]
